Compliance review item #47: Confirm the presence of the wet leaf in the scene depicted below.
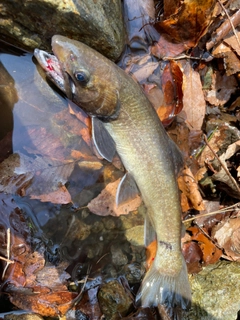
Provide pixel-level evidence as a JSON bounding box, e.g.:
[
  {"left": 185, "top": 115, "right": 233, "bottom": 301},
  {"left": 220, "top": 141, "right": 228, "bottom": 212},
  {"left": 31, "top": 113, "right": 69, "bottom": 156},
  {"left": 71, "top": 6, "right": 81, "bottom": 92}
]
[
  {"left": 154, "top": 0, "right": 216, "bottom": 47},
  {"left": 30, "top": 185, "right": 72, "bottom": 204},
  {"left": 87, "top": 178, "right": 142, "bottom": 217},
  {"left": 0, "top": 152, "right": 75, "bottom": 203},
  {"left": 156, "top": 61, "right": 183, "bottom": 125},
  {"left": 10, "top": 291, "right": 77, "bottom": 317}
]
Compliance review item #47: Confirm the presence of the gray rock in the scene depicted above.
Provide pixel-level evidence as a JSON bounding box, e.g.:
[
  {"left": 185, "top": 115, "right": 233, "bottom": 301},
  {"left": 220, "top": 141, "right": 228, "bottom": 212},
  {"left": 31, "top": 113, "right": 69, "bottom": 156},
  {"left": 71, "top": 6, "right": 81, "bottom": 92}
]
[
  {"left": 0, "top": 0, "right": 125, "bottom": 60},
  {"left": 183, "top": 261, "right": 240, "bottom": 320}
]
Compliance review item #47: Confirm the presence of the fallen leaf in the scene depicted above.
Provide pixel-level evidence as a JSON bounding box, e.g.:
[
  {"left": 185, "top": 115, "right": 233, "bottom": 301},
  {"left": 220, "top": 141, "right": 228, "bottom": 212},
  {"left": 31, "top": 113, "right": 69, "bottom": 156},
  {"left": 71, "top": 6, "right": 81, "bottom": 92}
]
[
  {"left": 87, "top": 178, "right": 142, "bottom": 217},
  {"left": 180, "top": 61, "right": 206, "bottom": 130},
  {"left": 212, "top": 217, "right": 240, "bottom": 262},
  {"left": 154, "top": 0, "right": 216, "bottom": 47},
  {"left": 182, "top": 241, "right": 203, "bottom": 274},
  {"left": 204, "top": 71, "right": 237, "bottom": 106},
  {"left": 178, "top": 167, "right": 205, "bottom": 211},
  {"left": 31, "top": 185, "right": 72, "bottom": 204},
  {"left": 188, "top": 226, "right": 222, "bottom": 265},
  {"left": 0, "top": 153, "right": 75, "bottom": 201},
  {"left": 10, "top": 291, "right": 77, "bottom": 317}
]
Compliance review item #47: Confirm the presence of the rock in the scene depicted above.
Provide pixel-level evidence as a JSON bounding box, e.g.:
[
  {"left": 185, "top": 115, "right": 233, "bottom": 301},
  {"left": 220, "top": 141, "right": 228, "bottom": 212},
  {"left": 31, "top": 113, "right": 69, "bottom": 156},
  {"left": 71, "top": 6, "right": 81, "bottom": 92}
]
[
  {"left": 98, "top": 280, "right": 133, "bottom": 320},
  {"left": 0, "top": 0, "right": 125, "bottom": 60},
  {"left": 183, "top": 261, "right": 240, "bottom": 320},
  {"left": 4, "top": 313, "right": 44, "bottom": 320}
]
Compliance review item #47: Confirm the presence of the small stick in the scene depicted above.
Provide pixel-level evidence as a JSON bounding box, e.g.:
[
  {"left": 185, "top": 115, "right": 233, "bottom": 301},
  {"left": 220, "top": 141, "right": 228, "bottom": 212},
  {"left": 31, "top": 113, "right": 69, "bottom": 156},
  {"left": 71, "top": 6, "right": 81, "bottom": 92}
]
[
  {"left": 217, "top": 0, "right": 240, "bottom": 50},
  {"left": 184, "top": 201, "right": 240, "bottom": 223},
  {"left": 1, "top": 228, "right": 14, "bottom": 280}
]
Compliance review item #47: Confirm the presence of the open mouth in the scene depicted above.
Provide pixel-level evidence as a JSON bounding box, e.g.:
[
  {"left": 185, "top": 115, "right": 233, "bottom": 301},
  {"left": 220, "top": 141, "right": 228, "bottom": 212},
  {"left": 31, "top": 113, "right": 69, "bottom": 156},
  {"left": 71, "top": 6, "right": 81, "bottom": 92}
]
[{"left": 34, "top": 49, "right": 65, "bottom": 92}]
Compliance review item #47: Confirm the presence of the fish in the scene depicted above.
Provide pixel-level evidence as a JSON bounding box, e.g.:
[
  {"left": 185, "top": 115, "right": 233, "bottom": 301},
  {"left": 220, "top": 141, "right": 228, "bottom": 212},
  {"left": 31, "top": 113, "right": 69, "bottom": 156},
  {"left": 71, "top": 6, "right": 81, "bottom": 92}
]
[{"left": 34, "top": 35, "right": 191, "bottom": 316}]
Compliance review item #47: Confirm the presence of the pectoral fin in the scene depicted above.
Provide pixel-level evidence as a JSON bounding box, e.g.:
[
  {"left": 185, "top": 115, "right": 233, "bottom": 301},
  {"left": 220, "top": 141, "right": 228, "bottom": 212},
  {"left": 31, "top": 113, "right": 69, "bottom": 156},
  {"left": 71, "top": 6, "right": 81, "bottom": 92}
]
[
  {"left": 116, "top": 172, "right": 140, "bottom": 206},
  {"left": 92, "top": 117, "right": 116, "bottom": 162}
]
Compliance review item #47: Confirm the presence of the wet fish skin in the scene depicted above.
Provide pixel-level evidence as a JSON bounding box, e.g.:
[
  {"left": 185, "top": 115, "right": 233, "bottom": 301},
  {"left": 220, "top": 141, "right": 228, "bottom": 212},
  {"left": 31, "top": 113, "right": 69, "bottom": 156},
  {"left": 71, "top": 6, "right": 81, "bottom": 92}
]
[{"left": 34, "top": 35, "right": 191, "bottom": 314}]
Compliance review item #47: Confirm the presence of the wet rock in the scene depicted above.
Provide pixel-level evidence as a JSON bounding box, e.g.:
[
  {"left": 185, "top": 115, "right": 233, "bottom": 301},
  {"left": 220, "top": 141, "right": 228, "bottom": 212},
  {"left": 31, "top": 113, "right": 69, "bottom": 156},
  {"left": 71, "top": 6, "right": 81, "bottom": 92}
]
[
  {"left": 98, "top": 280, "right": 133, "bottom": 319},
  {"left": 125, "top": 225, "right": 144, "bottom": 246},
  {"left": 111, "top": 243, "right": 129, "bottom": 267},
  {"left": 122, "top": 263, "right": 145, "bottom": 284},
  {"left": 4, "top": 313, "right": 44, "bottom": 320},
  {"left": 0, "top": 0, "right": 125, "bottom": 60},
  {"left": 183, "top": 261, "right": 240, "bottom": 320}
]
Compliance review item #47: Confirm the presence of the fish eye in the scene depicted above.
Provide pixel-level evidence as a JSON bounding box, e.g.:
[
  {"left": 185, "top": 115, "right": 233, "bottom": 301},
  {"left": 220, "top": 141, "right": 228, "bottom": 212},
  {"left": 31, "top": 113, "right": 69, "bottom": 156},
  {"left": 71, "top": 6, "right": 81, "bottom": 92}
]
[{"left": 74, "top": 71, "right": 89, "bottom": 85}]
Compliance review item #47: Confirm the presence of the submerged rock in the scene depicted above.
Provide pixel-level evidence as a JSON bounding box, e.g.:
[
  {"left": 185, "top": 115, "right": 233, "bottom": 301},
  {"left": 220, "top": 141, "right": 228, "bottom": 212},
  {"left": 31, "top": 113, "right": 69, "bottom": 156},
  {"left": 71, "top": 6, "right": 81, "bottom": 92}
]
[
  {"left": 0, "top": 0, "right": 125, "bottom": 60},
  {"left": 98, "top": 280, "right": 133, "bottom": 320}
]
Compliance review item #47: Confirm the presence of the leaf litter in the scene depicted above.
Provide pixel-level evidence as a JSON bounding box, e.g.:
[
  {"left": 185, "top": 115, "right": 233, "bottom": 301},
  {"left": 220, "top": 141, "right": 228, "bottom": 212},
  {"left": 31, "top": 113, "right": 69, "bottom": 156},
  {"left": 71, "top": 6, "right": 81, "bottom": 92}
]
[{"left": 1, "top": 0, "right": 240, "bottom": 318}]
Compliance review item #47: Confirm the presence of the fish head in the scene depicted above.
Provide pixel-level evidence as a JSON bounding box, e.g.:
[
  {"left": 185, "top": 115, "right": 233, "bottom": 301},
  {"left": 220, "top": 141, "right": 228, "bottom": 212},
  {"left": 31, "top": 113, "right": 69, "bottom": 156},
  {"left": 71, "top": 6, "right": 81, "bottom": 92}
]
[{"left": 34, "top": 35, "right": 121, "bottom": 119}]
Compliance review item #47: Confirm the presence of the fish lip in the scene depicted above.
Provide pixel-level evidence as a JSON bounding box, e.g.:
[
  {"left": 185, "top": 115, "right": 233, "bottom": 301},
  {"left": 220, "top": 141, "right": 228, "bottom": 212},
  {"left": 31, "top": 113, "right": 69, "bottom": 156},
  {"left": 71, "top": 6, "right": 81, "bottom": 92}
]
[{"left": 34, "top": 48, "right": 65, "bottom": 92}]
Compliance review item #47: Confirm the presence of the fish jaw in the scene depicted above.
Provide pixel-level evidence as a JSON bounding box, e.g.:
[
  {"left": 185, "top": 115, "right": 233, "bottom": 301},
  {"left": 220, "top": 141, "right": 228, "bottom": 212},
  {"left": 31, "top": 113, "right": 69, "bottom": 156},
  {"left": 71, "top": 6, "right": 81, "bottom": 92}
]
[{"left": 34, "top": 48, "right": 65, "bottom": 93}]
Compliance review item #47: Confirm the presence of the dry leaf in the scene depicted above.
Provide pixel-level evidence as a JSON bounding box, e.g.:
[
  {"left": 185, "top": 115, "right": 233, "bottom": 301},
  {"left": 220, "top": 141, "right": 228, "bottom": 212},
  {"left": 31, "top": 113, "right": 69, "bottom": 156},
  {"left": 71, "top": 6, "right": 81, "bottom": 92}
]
[
  {"left": 212, "top": 217, "right": 240, "bottom": 261},
  {"left": 180, "top": 61, "right": 206, "bottom": 131},
  {"left": 188, "top": 226, "right": 222, "bottom": 265},
  {"left": 178, "top": 167, "right": 205, "bottom": 211},
  {"left": 204, "top": 71, "right": 237, "bottom": 106}
]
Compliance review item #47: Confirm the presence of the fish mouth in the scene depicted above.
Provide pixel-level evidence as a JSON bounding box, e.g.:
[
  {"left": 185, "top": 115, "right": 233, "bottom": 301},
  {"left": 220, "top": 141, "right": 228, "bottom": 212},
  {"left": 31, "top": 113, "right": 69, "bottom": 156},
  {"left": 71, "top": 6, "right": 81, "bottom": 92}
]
[{"left": 34, "top": 48, "right": 65, "bottom": 93}]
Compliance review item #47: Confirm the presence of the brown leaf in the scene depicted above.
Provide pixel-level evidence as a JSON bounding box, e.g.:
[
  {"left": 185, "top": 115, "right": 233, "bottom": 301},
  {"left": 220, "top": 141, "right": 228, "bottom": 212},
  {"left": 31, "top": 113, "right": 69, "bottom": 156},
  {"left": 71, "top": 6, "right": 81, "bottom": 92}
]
[
  {"left": 87, "top": 178, "right": 142, "bottom": 217},
  {"left": 212, "top": 217, "right": 240, "bottom": 261},
  {"left": 188, "top": 226, "right": 222, "bottom": 265},
  {"left": 151, "top": 36, "right": 187, "bottom": 59},
  {"left": 213, "top": 43, "right": 240, "bottom": 76},
  {"left": 156, "top": 61, "right": 183, "bottom": 125},
  {"left": 204, "top": 71, "right": 237, "bottom": 106},
  {"left": 154, "top": 0, "right": 216, "bottom": 47},
  {"left": 10, "top": 291, "right": 78, "bottom": 317},
  {"left": 182, "top": 241, "right": 203, "bottom": 274},
  {"left": 178, "top": 167, "right": 205, "bottom": 211},
  {"left": 180, "top": 61, "right": 206, "bottom": 131},
  {"left": 31, "top": 185, "right": 72, "bottom": 204}
]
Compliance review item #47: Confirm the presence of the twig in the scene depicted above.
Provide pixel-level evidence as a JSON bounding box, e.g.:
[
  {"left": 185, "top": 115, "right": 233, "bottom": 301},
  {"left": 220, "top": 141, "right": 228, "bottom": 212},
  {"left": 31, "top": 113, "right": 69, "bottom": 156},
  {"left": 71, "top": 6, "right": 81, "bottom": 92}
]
[
  {"left": 183, "top": 202, "right": 240, "bottom": 223},
  {"left": 217, "top": 0, "right": 240, "bottom": 50},
  {"left": 207, "top": 3, "right": 240, "bottom": 50},
  {"left": 203, "top": 134, "right": 240, "bottom": 193},
  {"left": 1, "top": 228, "right": 14, "bottom": 280}
]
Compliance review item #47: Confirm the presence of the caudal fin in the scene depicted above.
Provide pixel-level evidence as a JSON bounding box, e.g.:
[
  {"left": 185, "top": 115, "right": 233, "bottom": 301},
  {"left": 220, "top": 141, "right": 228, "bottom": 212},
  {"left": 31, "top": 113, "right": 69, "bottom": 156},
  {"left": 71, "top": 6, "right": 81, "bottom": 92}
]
[{"left": 135, "top": 254, "right": 191, "bottom": 317}]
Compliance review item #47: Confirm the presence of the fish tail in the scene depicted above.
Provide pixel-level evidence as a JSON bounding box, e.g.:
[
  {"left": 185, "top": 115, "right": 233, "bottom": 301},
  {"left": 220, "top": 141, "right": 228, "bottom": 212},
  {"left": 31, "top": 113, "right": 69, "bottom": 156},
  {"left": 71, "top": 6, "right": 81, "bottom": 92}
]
[{"left": 135, "top": 254, "right": 191, "bottom": 314}]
